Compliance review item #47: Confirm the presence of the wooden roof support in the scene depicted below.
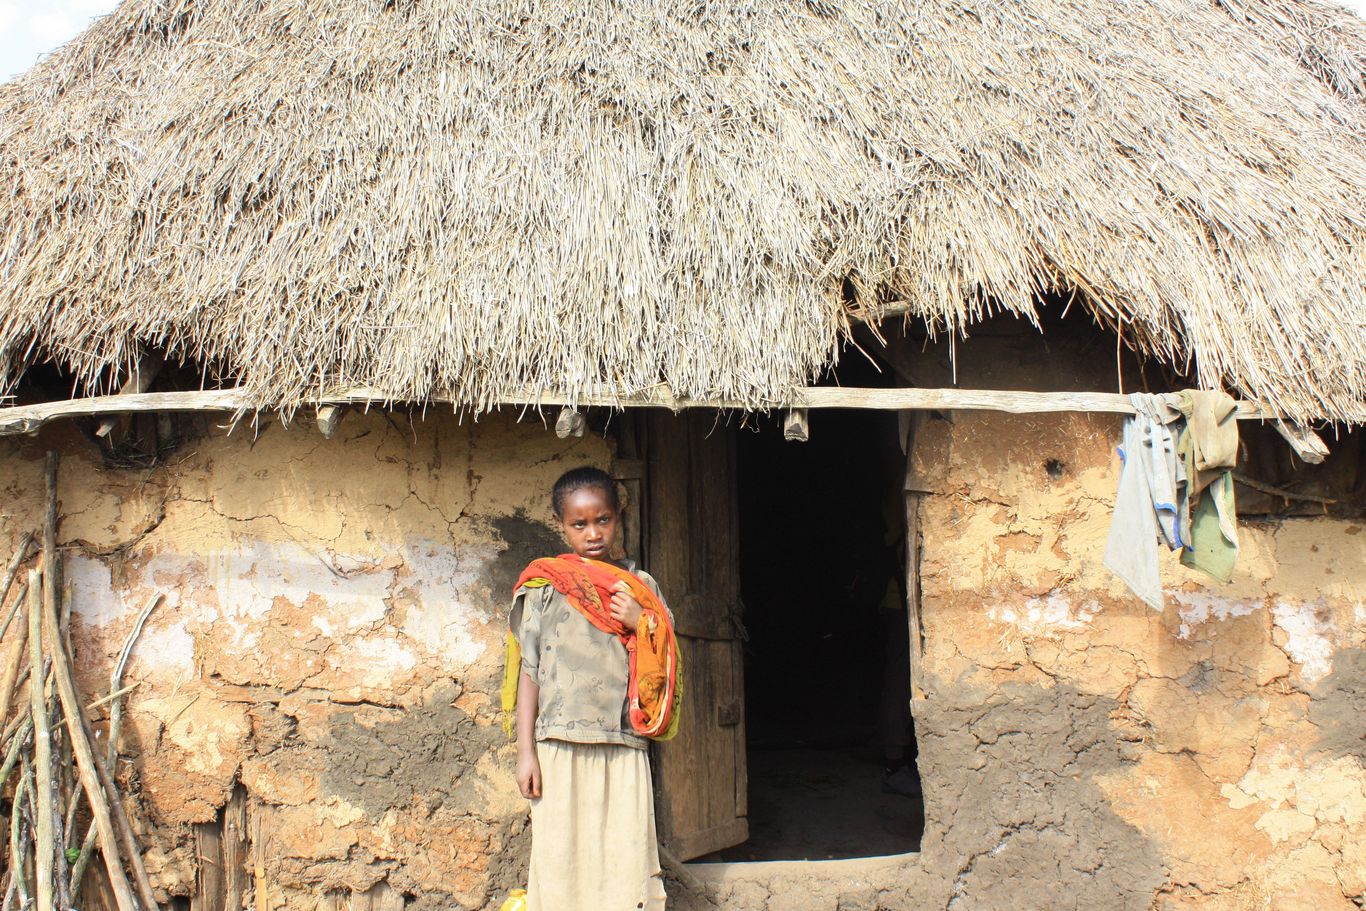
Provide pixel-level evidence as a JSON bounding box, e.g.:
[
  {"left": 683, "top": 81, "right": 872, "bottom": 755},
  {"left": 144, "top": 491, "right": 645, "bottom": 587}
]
[
  {"left": 315, "top": 404, "right": 346, "bottom": 439},
  {"left": 1273, "top": 420, "right": 1330, "bottom": 465},
  {"left": 0, "top": 384, "right": 1334, "bottom": 441},
  {"left": 782, "top": 409, "right": 810, "bottom": 442},
  {"left": 554, "top": 407, "right": 586, "bottom": 439}
]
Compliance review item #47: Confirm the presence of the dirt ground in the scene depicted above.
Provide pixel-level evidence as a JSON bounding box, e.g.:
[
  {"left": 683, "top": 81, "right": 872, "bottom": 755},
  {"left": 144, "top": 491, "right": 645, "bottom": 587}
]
[{"left": 699, "top": 747, "right": 923, "bottom": 862}]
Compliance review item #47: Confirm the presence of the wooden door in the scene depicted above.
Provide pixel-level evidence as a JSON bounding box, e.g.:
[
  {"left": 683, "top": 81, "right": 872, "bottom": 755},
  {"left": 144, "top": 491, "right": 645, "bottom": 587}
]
[{"left": 639, "top": 410, "right": 748, "bottom": 861}]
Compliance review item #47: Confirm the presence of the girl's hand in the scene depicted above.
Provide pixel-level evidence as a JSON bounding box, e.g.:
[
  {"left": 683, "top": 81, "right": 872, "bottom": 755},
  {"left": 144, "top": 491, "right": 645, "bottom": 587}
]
[
  {"left": 609, "top": 581, "right": 644, "bottom": 630},
  {"left": 517, "top": 749, "right": 542, "bottom": 799}
]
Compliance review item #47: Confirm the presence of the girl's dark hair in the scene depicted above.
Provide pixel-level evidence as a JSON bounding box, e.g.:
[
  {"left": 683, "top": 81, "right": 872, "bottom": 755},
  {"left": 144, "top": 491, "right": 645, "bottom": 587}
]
[{"left": 551, "top": 466, "right": 620, "bottom": 518}]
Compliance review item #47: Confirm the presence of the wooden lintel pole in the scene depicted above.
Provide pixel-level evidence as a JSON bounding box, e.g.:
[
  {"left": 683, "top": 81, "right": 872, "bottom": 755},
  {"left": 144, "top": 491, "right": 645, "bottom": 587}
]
[
  {"left": 41, "top": 580, "right": 144, "bottom": 911},
  {"left": 0, "top": 385, "right": 1343, "bottom": 435},
  {"left": 29, "top": 572, "right": 54, "bottom": 911}
]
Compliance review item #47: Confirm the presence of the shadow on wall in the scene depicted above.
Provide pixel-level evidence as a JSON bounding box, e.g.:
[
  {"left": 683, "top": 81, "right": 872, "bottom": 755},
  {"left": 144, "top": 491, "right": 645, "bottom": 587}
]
[
  {"left": 674, "top": 678, "right": 1165, "bottom": 910},
  {"left": 1311, "top": 648, "right": 1366, "bottom": 763},
  {"left": 482, "top": 513, "right": 565, "bottom": 609},
  {"left": 911, "top": 678, "right": 1165, "bottom": 911}
]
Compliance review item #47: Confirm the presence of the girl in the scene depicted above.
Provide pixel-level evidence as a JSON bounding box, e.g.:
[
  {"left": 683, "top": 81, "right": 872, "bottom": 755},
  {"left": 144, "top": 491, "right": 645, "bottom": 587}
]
[{"left": 505, "top": 466, "right": 679, "bottom": 911}]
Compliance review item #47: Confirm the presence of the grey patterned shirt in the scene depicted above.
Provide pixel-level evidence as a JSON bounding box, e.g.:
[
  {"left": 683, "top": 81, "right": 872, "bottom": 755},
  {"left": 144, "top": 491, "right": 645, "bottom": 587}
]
[{"left": 509, "top": 562, "right": 666, "bottom": 751}]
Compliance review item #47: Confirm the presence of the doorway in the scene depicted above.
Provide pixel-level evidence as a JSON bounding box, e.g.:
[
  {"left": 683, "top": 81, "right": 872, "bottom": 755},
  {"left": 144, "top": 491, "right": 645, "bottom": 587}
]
[{"left": 698, "top": 403, "right": 924, "bottom": 861}]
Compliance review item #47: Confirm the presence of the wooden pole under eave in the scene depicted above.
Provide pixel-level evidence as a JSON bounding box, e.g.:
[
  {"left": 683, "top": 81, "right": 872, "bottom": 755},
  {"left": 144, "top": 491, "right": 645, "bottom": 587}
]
[
  {"left": 902, "top": 415, "right": 927, "bottom": 701},
  {"left": 28, "top": 571, "right": 54, "bottom": 911}
]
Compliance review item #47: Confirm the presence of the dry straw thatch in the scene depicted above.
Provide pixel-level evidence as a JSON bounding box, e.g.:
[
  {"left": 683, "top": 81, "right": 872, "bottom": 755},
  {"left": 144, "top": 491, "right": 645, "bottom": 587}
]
[{"left": 0, "top": 0, "right": 1365, "bottom": 419}]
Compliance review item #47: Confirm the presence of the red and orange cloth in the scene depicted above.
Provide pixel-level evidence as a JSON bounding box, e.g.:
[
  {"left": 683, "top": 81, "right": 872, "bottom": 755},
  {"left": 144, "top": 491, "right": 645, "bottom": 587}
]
[{"left": 502, "top": 555, "right": 682, "bottom": 741}]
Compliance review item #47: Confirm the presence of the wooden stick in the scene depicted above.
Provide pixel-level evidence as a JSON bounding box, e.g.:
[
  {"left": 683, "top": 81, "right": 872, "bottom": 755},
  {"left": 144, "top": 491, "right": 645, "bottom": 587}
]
[
  {"left": 0, "top": 532, "right": 35, "bottom": 642},
  {"left": 0, "top": 717, "right": 31, "bottom": 790},
  {"left": 29, "top": 572, "right": 54, "bottom": 911},
  {"left": 1232, "top": 472, "right": 1338, "bottom": 506},
  {"left": 72, "top": 592, "right": 161, "bottom": 898},
  {"left": 1274, "top": 420, "right": 1330, "bottom": 465},
  {"left": 1, "top": 661, "right": 36, "bottom": 744},
  {"left": 51, "top": 704, "right": 75, "bottom": 911},
  {"left": 43, "top": 453, "right": 63, "bottom": 634},
  {"left": 6, "top": 761, "right": 30, "bottom": 911},
  {"left": 108, "top": 595, "right": 161, "bottom": 766},
  {"left": 42, "top": 574, "right": 143, "bottom": 911},
  {"left": 68, "top": 819, "right": 100, "bottom": 902},
  {"left": 0, "top": 581, "right": 29, "bottom": 732},
  {"left": 87, "top": 683, "right": 139, "bottom": 713},
  {"left": 0, "top": 385, "right": 1306, "bottom": 436}
]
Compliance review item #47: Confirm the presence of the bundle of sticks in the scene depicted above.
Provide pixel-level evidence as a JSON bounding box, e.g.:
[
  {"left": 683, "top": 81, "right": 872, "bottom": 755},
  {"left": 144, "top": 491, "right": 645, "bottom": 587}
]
[{"left": 1, "top": 453, "right": 162, "bottom": 911}]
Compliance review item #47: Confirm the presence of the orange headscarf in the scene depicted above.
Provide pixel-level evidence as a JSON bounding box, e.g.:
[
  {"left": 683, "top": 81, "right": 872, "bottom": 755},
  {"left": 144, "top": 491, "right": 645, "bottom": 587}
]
[{"left": 503, "top": 555, "right": 682, "bottom": 741}]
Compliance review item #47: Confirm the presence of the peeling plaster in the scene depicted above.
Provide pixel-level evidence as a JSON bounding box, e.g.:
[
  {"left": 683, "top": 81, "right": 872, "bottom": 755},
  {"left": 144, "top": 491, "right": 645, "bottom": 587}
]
[
  {"left": 1171, "top": 590, "right": 1261, "bottom": 639},
  {"left": 987, "top": 592, "right": 1099, "bottom": 635},
  {"left": 1272, "top": 601, "right": 1337, "bottom": 685}
]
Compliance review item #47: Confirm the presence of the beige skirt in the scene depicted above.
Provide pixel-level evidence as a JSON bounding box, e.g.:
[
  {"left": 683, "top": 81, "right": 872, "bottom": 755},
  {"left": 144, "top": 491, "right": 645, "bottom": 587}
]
[{"left": 528, "top": 740, "right": 667, "bottom": 911}]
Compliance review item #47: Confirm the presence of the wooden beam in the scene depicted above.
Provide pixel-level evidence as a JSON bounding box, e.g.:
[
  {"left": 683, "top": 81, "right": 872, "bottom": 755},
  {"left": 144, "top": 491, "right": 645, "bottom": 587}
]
[
  {"left": 554, "top": 407, "right": 585, "bottom": 439},
  {"left": 315, "top": 405, "right": 346, "bottom": 439},
  {"left": 0, "top": 384, "right": 1314, "bottom": 437},
  {"left": 1273, "top": 420, "right": 1330, "bottom": 465}
]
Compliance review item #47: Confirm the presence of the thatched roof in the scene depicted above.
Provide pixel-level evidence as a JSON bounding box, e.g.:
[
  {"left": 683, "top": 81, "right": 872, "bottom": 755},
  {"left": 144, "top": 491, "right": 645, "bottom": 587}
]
[{"left": 1, "top": 0, "right": 1365, "bottom": 420}]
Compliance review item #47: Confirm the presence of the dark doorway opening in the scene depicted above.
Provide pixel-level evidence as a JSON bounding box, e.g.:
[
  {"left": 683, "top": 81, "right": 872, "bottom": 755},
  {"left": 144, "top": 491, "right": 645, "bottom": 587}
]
[{"left": 700, "top": 385, "right": 924, "bottom": 861}]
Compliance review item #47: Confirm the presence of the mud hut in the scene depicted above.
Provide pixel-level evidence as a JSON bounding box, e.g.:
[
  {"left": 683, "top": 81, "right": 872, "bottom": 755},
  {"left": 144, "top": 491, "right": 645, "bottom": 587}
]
[{"left": 0, "top": 0, "right": 1364, "bottom": 908}]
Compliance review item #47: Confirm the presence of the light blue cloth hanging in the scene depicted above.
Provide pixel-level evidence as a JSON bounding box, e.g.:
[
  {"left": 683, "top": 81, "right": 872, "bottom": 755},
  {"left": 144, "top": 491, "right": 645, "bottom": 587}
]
[
  {"left": 1104, "top": 391, "right": 1240, "bottom": 609},
  {"left": 1103, "top": 410, "right": 1165, "bottom": 611}
]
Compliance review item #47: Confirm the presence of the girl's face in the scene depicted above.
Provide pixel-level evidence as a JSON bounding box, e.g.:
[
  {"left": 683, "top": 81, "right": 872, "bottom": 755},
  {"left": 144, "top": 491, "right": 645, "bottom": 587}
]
[{"left": 556, "top": 486, "right": 620, "bottom": 561}]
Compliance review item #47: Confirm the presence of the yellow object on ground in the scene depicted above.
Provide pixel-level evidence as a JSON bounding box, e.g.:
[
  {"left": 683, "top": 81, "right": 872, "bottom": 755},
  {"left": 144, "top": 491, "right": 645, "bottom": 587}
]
[{"left": 497, "top": 889, "right": 527, "bottom": 911}]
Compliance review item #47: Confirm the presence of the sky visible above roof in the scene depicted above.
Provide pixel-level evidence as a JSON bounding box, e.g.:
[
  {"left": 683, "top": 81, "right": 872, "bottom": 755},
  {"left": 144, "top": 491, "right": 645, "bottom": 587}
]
[
  {"left": 0, "top": 0, "right": 116, "bottom": 80},
  {"left": 3, "top": 0, "right": 1366, "bottom": 81}
]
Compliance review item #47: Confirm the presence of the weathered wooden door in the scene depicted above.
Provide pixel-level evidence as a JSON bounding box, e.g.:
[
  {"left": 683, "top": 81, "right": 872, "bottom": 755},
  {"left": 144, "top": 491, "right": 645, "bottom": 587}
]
[{"left": 628, "top": 410, "right": 748, "bottom": 861}]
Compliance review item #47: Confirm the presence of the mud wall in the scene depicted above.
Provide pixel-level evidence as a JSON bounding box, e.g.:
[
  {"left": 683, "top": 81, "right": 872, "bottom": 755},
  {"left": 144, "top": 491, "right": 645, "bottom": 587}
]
[
  {"left": 0, "top": 410, "right": 606, "bottom": 911},
  {"left": 904, "top": 408, "right": 1364, "bottom": 911},
  {"left": 2, "top": 336, "right": 1361, "bottom": 911},
  {"left": 900, "top": 332, "right": 1362, "bottom": 911}
]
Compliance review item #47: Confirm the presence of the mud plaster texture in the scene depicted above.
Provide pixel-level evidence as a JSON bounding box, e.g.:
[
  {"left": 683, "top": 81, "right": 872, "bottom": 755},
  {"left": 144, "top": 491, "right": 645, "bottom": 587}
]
[
  {"left": 0, "top": 347, "right": 1362, "bottom": 911},
  {"left": 0, "top": 410, "right": 597, "bottom": 911}
]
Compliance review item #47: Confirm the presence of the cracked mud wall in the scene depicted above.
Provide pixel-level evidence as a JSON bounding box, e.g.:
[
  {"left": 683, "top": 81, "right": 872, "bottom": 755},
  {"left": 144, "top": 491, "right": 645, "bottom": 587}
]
[
  {"left": 1, "top": 340, "right": 1360, "bottom": 911},
  {"left": 890, "top": 330, "right": 1366, "bottom": 911},
  {"left": 0, "top": 410, "right": 606, "bottom": 911}
]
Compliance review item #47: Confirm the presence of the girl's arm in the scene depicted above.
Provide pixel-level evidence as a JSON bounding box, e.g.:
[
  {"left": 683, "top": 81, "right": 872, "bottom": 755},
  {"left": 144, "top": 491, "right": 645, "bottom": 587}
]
[{"left": 515, "top": 671, "right": 542, "bottom": 799}]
